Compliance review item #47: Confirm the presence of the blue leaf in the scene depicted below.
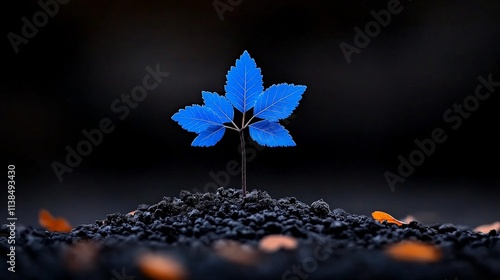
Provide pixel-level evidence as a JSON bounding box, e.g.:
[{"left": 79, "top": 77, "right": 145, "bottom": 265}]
[
  {"left": 225, "top": 51, "right": 264, "bottom": 113},
  {"left": 249, "top": 120, "right": 296, "bottom": 147},
  {"left": 202, "top": 91, "right": 234, "bottom": 123},
  {"left": 192, "top": 125, "right": 226, "bottom": 147},
  {"left": 171, "top": 105, "right": 223, "bottom": 133},
  {"left": 253, "top": 83, "right": 306, "bottom": 121}
]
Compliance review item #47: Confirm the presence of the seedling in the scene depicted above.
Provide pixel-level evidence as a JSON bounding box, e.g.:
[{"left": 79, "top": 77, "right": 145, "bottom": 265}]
[{"left": 172, "top": 51, "right": 306, "bottom": 195}]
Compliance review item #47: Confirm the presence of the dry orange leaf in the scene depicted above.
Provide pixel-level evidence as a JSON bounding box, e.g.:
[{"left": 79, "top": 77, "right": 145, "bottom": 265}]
[
  {"left": 474, "top": 221, "right": 500, "bottom": 234},
  {"left": 213, "top": 239, "right": 260, "bottom": 265},
  {"left": 127, "top": 210, "right": 138, "bottom": 216},
  {"left": 401, "top": 215, "right": 416, "bottom": 224},
  {"left": 386, "top": 241, "right": 442, "bottom": 263},
  {"left": 259, "top": 234, "right": 298, "bottom": 253},
  {"left": 64, "top": 241, "right": 100, "bottom": 272},
  {"left": 138, "top": 252, "right": 187, "bottom": 280},
  {"left": 38, "top": 209, "right": 72, "bottom": 233},
  {"left": 372, "top": 211, "right": 406, "bottom": 226}
]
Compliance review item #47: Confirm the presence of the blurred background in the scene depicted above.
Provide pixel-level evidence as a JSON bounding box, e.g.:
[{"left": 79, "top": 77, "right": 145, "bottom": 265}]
[{"left": 2, "top": 0, "right": 499, "bottom": 228}]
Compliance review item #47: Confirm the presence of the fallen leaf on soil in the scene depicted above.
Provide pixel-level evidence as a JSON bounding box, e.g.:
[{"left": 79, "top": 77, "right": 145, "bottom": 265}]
[
  {"left": 38, "top": 209, "right": 72, "bottom": 233},
  {"left": 259, "top": 234, "right": 298, "bottom": 253},
  {"left": 372, "top": 211, "right": 406, "bottom": 226},
  {"left": 474, "top": 221, "right": 500, "bottom": 234},
  {"left": 64, "top": 241, "right": 100, "bottom": 272},
  {"left": 386, "top": 241, "right": 442, "bottom": 263},
  {"left": 138, "top": 252, "right": 187, "bottom": 280},
  {"left": 127, "top": 210, "right": 138, "bottom": 216},
  {"left": 213, "top": 239, "right": 260, "bottom": 265},
  {"left": 401, "top": 215, "right": 416, "bottom": 224}
]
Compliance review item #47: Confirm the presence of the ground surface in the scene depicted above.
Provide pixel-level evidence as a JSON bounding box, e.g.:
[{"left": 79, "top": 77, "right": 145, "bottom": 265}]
[{"left": 1, "top": 188, "right": 499, "bottom": 280}]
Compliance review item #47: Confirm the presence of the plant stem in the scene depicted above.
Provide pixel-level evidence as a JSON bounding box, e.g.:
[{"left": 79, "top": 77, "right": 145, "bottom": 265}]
[
  {"left": 239, "top": 129, "right": 247, "bottom": 196},
  {"left": 223, "top": 125, "right": 239, "bottom": 131},
  {"left": 243, "top": 115, "right": 256, "bottom": 129}
]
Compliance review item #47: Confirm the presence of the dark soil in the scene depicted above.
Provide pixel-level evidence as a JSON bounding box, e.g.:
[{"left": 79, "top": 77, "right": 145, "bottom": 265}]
[{"left": 1, "top": 188, "right": 499, "bottom": 280}]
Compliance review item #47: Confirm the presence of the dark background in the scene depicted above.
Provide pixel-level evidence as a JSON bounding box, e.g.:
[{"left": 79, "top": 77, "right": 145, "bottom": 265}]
[{"left": 2, "top": 0, "right": 499, "bottom": 228}]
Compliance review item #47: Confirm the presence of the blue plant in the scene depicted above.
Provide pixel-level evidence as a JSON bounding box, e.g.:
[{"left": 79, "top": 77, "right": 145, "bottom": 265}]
[{"left": 172, "top": 50, "right": 306, "bottom": 195}]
